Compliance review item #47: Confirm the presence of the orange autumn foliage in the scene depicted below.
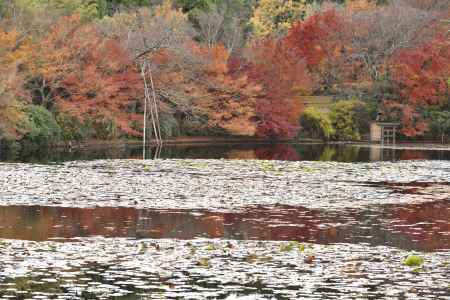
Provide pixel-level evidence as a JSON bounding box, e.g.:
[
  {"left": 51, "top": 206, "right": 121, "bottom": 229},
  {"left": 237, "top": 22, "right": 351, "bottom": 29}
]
[
  {"left": 190, "top": 43, "right": 230, "bottom": 75},
  {"left": 345, "top": 0, "right": 377, "bottom": 13},
  {"left": 196, "top": 48, "right": 260, "bottom": 136},
  {"left": 147, "top": 42, "right": 259, "bottom": 136},
  {"left": 34, "top": 15, "right": 143, "bottom": 137}
]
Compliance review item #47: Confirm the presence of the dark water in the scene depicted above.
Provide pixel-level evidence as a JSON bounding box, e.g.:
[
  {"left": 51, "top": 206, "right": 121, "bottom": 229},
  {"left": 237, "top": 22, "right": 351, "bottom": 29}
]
[
  {"left": 1, "top": 142, "right": 450, "bottom": 163},
  {"left": 1, "top": 199, "right": 448, "bottom": 251}
]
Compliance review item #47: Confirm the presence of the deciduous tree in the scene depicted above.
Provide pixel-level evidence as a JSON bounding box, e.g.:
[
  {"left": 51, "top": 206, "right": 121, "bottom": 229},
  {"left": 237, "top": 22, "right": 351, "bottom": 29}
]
[
  {"left": 240, "top": 38, "right": 313, "bottom": 138},
  {"left": 30, "top": 15, "right": 144, "bottom": 137},
  {"left": 284, "top": 8, "right": 348, "bottom": 93},
  {"left": 386, "top": 35, "right": 450, "bottom": 136}
]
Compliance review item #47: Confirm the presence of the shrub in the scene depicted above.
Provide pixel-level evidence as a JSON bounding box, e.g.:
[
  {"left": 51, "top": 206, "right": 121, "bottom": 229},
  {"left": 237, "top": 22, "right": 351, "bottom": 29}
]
[
  {"left": 56, "top": 113, "right": 89, "bottom": 142},
  {"left": 85, "top": 117, "right": 118, "bottom": 140},
  {"left": 21, "top": 105, "right": 61, "bottom": 147},
  {"left": 300, "top": 106, "right": 334, "bottom": 140},
  {"left": 159, "top": 112, "right": 181, "bottom": 138},
  {"left": 0, "top": 130, "right": 20, "bottom": 160},
  {"left": 329, "top": 100, "right": 366, "bottom": 141}
]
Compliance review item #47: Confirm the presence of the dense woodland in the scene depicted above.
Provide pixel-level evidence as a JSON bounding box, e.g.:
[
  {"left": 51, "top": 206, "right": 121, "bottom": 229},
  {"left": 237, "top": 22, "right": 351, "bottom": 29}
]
[{"left": 0, "top": 0, "right": 449, "bottom": 150}]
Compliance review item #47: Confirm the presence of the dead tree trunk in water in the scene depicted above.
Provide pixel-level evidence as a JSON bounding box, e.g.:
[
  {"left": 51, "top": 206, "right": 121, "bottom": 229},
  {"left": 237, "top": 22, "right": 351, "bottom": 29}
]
[
  {"left": 140, "top": 64, "right": 148, "bottom": 159},
  {"left": 140, "top": 60, "right": 162, "bottom": 159},
  {"left": 135, "top": 10, "right": 163, "bottom": 159}
]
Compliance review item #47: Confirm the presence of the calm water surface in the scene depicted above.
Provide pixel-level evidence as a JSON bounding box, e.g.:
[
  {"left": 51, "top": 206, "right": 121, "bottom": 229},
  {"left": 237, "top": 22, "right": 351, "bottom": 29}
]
[
  {"left": 1, "top": 142, "right": 450, "bottom": 163},
  {"left": 0, "top": 198, "right": 449, "bottom": 252}
]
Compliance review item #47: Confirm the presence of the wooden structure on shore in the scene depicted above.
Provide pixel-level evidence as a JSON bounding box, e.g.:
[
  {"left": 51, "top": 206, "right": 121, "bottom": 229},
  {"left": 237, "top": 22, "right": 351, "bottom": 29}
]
[{"left": 370, "top": 122, "right": 400, "bottom": 144}]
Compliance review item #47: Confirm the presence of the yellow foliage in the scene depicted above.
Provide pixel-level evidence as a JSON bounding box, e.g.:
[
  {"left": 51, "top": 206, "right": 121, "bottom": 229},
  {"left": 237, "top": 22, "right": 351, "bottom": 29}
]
[
  {"left": 0, "top": 31, "right": 32, "bottom": 66},
  {"left": 0, "top": 30, "right": 31, "bottom": 138},
  {"left": 250, "top": 0, "right": 308, "bottom": 38}
]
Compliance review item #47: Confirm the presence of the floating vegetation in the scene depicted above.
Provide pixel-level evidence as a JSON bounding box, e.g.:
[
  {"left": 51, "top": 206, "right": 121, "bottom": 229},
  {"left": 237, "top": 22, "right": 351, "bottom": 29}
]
[
  {"left": 404, "top": 255, "right": 425, "bottom": 267},
  {"left": 206, "top": 243, "right": 217, "bottom": 251},
  {"left": 0, "top": 160, "right": 449, "bottom": 211},
  {"left": 259, "top": 160, "right": 276, "bottom": 172},
  {"left": 0, "top": 238, "right": 448, "bottom": 299},
  {"left": 280, "top": 241, "right": 302, "bottom": 252}
]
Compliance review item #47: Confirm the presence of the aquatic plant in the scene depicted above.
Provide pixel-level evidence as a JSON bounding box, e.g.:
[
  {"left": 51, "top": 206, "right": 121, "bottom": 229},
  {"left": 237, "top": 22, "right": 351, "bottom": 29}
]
[
  {"left": 280, "top": 241, "right": 305, "bottom": 253},
  {"left": 259, "top": 160, "right": 275, "bottom": 172},
  {"left": 206, "top": 243, "right": 217, "bottom": 251},
  {"left": 404, "top": 255, "right": 424, "bottom": 267}
]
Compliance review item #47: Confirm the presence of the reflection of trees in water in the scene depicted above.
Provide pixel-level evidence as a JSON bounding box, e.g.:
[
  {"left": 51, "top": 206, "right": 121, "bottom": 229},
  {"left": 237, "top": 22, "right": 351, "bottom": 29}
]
[
  {"left": 1, "top": 203, "right": 449, "bottom": 251},
  {"left": 1, "top": 144, "right": 143, "bottom": 163},
  {"left": 0, "top": 206, "right": 139, "bottom": 241},
  {"left": 225, "top": 144, "right": 301, "bottom": 160},
  {"left": 254, "top": 144, "right": 301, "bottom": 161},
  {"left": 289, "top": 144, "right": 364, "bottom": 162},
  {"left": 334, "top": 146, "right": 361, "bottom": 162},
  {"left": 225, "top": 149, "right": 256, "bottom": 160},
  {"left": 399, "top": 150, "right": 428, "bottom": 160},
  {"left": 135, "top": 210, "right": 224, "bottom": 239},
  {"left": 318, "top": 146, "right": 336, "bottom": 161},
  {"left": 3, "top": 142, "right": 450, "bottom": 163},
  {"left": 387, "top": 200, "right": 450, "bottom": 251},
  {"left": 0, "top": 205, "right": 339, "bottom": 242}
]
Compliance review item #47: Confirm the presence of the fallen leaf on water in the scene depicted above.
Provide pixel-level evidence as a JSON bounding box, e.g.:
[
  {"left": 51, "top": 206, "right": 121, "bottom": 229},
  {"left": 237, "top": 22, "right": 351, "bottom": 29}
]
[
  {"left": 198, "top": 257, "right": 210, "bottom": 267},
  {"left": 304, "top": 255, "right": 315, "bottom": 264}
]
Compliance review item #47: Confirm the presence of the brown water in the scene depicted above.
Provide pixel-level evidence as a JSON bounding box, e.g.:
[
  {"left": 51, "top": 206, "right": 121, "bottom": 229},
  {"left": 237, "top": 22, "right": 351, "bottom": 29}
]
[{"left": 1, "top": 199, "right": 448, "bottom": 252}]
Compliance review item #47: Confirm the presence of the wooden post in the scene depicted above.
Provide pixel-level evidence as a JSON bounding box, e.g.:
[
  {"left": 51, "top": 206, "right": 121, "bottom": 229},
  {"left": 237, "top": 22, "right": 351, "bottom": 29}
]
[{"left": 393, "top": 126, "right": 396, "bottom": 145}]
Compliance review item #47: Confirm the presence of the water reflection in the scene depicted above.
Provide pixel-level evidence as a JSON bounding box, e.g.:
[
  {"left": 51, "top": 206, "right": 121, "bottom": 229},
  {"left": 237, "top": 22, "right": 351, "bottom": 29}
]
[
  {"left": 1, "top": 201, "right": 448, "bottom": 251},
  {"left": 387, "top": 200, "right": 450, "bottom": 251},
  {"left": 1, "top": 142, "right": 450, "bottom": 163}
]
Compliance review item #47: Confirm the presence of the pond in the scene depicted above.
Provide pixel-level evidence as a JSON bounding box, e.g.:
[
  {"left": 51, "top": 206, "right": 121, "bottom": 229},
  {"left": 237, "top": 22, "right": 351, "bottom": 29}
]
[{"left": 0, "top": 144, "right": 449, "bottom": 299}]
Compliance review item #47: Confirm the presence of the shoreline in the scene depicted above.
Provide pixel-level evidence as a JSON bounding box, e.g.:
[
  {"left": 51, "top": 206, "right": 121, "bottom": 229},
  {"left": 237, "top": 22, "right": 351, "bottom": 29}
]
[{"left": 57, "top": 137, "right": 450, "bottom": 151}]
